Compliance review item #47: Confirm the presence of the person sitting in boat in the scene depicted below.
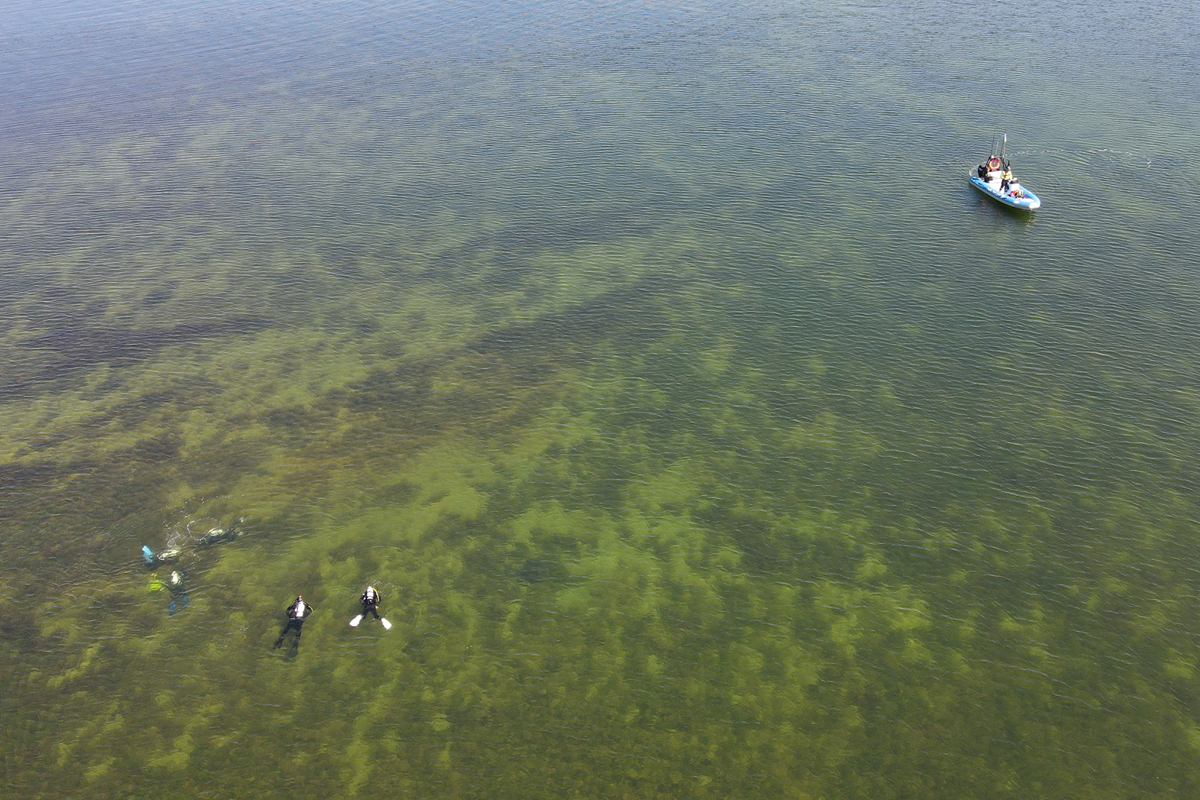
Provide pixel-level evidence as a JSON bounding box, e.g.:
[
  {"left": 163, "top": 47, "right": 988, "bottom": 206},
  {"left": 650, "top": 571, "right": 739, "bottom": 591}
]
[{"left": 1000, "top": 166, "right": 1014, "bottom": 192}]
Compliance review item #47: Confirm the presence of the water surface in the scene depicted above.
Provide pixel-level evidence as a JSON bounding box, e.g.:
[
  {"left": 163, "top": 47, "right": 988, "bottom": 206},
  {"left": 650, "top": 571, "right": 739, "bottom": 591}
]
[{"left": 3, "top": 1, "right": 1200, "bottom": 797}]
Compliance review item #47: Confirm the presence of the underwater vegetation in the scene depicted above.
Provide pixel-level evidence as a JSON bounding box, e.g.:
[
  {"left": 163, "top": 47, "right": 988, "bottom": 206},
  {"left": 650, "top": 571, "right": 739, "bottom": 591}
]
[
  {"left": 4, "top": 222, "right": 1200, "bottom": 797},
  {"left": 3, "top": 1, "right": 1200, "bottom": 798}
]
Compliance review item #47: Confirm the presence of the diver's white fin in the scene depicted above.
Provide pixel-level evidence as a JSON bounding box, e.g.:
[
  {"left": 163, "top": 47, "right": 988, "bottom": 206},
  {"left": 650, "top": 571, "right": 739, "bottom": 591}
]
[
  {"left": 349, "top": 615, "right": 363, "bottom": 627},
  {"left": 380, "top": 617, "right": 392, "bottom": 630}
]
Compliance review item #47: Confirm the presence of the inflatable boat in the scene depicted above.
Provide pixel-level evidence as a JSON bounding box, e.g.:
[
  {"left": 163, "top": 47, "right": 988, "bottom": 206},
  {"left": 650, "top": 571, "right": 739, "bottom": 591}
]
[
  {"left": 970, "top": 134, "right": 1041, "bottom": 211},
  {"left": 969, "top": 171, "right": 1041, "bottom": 210}
]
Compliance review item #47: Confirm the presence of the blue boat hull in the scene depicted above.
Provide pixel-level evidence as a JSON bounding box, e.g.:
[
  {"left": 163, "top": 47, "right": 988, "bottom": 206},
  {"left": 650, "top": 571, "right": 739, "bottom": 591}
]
[{"left": 969, "top": 173, "right": 1041, "bottom": 211}]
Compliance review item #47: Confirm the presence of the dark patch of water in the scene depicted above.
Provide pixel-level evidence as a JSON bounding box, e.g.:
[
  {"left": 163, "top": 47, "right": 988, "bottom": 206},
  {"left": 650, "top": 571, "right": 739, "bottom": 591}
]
[{"left": 14, "top": 316, "right": 272, "bottom": 389}]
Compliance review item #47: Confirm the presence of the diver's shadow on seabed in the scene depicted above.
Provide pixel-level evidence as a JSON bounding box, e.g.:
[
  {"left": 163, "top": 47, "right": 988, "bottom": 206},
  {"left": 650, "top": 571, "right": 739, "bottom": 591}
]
[
  {"left": 273, "top": 632, "right": 301, "bottom": 658},
  {"left": 273, "top": 620, "right": 304, "bottom": 656}
]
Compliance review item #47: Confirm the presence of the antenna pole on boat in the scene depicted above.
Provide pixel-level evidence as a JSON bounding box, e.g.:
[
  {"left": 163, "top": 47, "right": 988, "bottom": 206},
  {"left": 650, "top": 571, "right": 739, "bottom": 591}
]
[{"left": 1000, "top": 133, "right": 1007, "bottom": 165}]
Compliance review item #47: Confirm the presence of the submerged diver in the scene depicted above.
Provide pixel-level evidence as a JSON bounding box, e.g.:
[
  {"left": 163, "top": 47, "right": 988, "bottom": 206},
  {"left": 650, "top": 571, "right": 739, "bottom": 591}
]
[
  {"left": 166, "top": 570, "right": 189, "bottom": 615},
  {"left": 196, "top": 515, "right": 251, "bottom": 548},
  {"left": 142, "top": 545, "right": 182, "bottom": 569},
  {"left": 274, "top": 595, "right": 314, "bottom": 648},
  {"left": 350, "top": 585, "right": 392, "bottom": 630},
  {"left": 141, "top": 514, "right": 250, "bottom": 570}
]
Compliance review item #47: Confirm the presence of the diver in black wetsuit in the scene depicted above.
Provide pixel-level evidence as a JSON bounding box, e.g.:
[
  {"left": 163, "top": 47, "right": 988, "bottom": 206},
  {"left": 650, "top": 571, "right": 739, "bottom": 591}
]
[
  {"left": 360, "top": 586, "right": 382, "bottom": 620},
  {"left": 274, "top": 595, "right": 313, "bottom": 648},
  {"left": 196, "top": 516, "right": 249, "bottom": 548}
]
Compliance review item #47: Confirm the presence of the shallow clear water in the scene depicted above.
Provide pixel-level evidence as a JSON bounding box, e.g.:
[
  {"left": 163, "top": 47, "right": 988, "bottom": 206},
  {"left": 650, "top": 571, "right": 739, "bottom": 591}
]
[{"left": 3, "top": 0, "right": 1200, "bottom": 797}]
